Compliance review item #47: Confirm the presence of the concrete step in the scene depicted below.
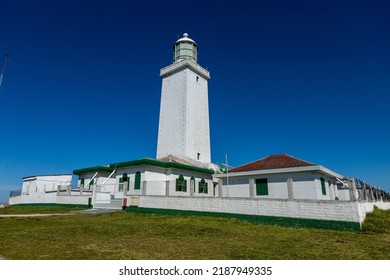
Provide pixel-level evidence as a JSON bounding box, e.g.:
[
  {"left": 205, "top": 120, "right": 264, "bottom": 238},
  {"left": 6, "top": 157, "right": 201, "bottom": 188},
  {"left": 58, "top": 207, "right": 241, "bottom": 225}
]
[{"left": 94, "top": 199, "right": 123, "bottom": 209}]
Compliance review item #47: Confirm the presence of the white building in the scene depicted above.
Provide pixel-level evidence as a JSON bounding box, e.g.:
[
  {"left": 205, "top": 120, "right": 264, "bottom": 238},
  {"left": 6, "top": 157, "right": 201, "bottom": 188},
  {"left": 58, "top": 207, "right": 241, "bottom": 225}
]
[
  {"left": 73, "top": 155, "right": 216, "bottom": 209},
  {"left": 9, "top": 174, "right": 72, "bottom": 205},
  {"left": 214, "top": 154, "right": 343, "bottom": 200}
]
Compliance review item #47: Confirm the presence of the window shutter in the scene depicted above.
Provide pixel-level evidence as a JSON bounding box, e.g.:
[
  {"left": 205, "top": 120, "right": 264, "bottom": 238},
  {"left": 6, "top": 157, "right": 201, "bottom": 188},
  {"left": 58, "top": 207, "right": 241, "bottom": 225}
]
[
  {"left": 134, "top": 172, "right": 141, "bottom": 190},
  {"left": 321, "top": 178, "right": 326, "bottom": 195}
]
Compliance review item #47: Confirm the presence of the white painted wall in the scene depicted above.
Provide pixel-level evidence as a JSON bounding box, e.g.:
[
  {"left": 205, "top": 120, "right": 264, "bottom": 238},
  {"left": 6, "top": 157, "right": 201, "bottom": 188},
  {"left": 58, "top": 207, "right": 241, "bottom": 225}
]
[
  {"left": 95, "top": 192, "right": 111, "bottom": 204},
  {"left": 222, "top": 177, "right": 249, "bottom": 198},
  {"left": 83, "top": 166, "right": 214, "bottom": 199},
  {"left": 144, "top": 168, "right": 166, "bottom": 195},
  {"left": 137, "top": 195, "right": 390, "bottom": 224},
  {"left": 286, "top": 175, "right": 316, "bottom": 199},
  {"left": 267, "top": 176, "right": 289, "bottom": 199},
  {"left": 9, "top": 175, "right": 72, "bottom": 205},
  {"left": 8, "top": 196, "right": 20, "bottom": 205},
  {"left": 13, "top": 192, "right": 57, "bottom": 204},
  {"left": 157, "top": 66, "right": 210, "bottom": 163},
  {"left": 115, "top": 168, "right": 143, "bottom": 197},
  {"left": 337, "top": 188, "right": 351, "bottom": 201},
  {"left": 157, "top": 70, "right": 186, "bottom": 159},
  {"left": 22, "top": 175, "right": 72, "bottom": 195},
  {"left": 167, "top": 169, "right": 213, "bottom": 197},
  {"left": 218, "top": 171, "right": 344, "bottom": 201},
  {"left": 9, "top": 191, "right": 91, "bottom": 206},
  {"left": 78, "top": 173, "right": 114, "bottom": 191},
  {"left": 56, "top": 195, "right": 90, "bottom": 205},
  {"left": 185, "top": 69, "right": 210, "bottom": 163}
]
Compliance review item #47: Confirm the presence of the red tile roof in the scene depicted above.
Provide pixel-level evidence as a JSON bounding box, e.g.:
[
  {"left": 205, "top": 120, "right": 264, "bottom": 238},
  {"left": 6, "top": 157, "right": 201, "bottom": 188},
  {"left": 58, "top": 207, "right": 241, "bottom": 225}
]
[{"left": 229, "top": 154, "right": 316, "bottom": 173}]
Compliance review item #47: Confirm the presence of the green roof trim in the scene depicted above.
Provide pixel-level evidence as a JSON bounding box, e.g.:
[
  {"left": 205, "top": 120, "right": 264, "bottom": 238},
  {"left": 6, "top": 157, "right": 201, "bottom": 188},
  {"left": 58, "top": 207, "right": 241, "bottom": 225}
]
[
  {"left": 73, "top": 158, "right": 214, "bottom": 176},
  {"left": 73, "top": 166, "right": 114, "bottom": 175},
  {"left": 110, "top": 158, "right": 214, "bottom": 175}
]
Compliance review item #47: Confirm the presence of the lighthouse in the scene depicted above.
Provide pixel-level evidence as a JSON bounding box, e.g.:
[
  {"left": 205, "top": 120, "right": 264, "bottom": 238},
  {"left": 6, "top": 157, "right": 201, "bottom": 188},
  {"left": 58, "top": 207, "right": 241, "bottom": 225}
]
[{"left": 156, "top": 33, "right": 211, "bottom": 164}]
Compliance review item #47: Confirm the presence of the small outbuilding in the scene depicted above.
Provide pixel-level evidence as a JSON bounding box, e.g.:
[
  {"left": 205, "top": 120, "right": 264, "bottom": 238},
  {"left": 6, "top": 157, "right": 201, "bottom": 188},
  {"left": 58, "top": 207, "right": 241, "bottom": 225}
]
[
  {"left": 9, "top": 174, "right": 72, "bottom": 205},
  {"left": 215, "top": 154, "right": 343, "bottom": 200}
]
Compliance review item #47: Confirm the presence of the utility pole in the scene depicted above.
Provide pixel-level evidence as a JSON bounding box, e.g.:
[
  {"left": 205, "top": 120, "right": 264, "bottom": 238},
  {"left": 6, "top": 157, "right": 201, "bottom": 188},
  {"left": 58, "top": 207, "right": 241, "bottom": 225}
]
[{"left": 225, "top": 153, "right": 229, "bottom": 197}]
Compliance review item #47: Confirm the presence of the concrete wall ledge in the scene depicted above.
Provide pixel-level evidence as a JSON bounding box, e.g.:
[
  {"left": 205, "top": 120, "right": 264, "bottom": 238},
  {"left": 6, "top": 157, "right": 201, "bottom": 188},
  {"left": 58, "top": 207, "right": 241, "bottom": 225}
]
[{"left": 132, "top": 195, "right": 390, "bottom": 230}]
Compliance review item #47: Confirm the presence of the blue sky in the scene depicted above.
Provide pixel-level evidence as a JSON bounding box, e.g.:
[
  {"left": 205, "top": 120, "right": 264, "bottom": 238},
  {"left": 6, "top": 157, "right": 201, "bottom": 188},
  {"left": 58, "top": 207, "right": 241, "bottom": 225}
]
[{"left": 0, "top": 0, "right": 389, "bottom": 203}]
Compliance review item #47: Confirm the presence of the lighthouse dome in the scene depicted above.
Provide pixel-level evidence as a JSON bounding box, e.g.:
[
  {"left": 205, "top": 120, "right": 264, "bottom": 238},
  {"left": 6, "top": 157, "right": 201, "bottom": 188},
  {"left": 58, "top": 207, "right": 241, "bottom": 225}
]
[{"left": 173, "top": 33, "right": 198, "bottom": 63}]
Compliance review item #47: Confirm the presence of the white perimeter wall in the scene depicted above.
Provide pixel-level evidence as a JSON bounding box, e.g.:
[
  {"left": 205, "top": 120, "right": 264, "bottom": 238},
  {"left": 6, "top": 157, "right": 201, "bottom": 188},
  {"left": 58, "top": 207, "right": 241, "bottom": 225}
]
[
  {"left": 137, "top": 196, "right": 390, "bottom": 224},
  {"left": 9, "top": 192, "right": 91, "bottom": 206},
  {"left": 56, "top": 195, "right": 90, "bottom": 205},
  {"left": 10, "top": 192, "right": 57, "bottom": 204}
]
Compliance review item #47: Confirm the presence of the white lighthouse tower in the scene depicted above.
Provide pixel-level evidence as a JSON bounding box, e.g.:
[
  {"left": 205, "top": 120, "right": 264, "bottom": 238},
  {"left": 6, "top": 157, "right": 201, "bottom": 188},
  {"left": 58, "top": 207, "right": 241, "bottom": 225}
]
[{"left": 157, "top": 33, "right": 211, "bottom": 164}]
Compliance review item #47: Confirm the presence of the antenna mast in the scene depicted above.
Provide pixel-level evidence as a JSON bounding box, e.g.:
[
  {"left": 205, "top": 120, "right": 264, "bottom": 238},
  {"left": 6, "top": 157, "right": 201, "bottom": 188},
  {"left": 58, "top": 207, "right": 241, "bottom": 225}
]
[
  {"left": 0, "top": 54, "right": 9, "bottom": 88},
  {"left": 225, "top": 153, "right": 229, "bottom": 197}
]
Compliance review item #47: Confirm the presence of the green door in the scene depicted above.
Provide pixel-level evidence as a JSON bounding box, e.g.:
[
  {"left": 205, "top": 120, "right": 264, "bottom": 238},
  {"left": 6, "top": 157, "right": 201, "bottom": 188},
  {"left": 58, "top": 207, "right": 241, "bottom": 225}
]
[{"left": 256, "top": 178, "right": 268, "bottom": 196}]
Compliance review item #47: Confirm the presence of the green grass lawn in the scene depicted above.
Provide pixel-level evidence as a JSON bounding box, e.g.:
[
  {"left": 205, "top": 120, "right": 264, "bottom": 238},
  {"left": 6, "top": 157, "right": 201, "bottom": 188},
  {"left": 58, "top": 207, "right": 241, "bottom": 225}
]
[
  {"left": 0, "top": 206, "right": 389, "bottom": 260},
  {"left": 0, "top": 205, "right": 86, "bottom": 214}
]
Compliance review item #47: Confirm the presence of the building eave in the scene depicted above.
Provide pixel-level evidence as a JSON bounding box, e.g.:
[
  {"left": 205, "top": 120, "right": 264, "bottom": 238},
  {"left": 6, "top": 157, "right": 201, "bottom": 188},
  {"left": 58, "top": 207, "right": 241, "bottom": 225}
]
[
  {"left": 214, "top": 165, "right": 343, "bottom": 179},
  {"left": 111, "top": 158, "right": 214, "bottom": 175},
  {"left": 160, "top": 59, "right": 210, "bottom": 80},
  {"left": 73, "top": 158, "right": 214, "bottom": 176},
  {"left": 22, "top": 174, "right": 73, "bottom": 181}
]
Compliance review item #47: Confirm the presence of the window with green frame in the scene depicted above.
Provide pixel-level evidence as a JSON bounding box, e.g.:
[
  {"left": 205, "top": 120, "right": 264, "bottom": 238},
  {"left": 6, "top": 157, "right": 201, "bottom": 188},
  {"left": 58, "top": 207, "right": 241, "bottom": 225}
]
[
  {"left": 198, "top": 178, "right": 208, "bottom": 194},
  {"left": 176, "top": 175, "right": 187, "bottom": 192},
  {"left": 80, "top": 178, "right": 85, "bottom": 187},
  {"left": 134, "top": 172, "right": 141, "bottom": 190},
  {"left": 119, "top": 173, "right": 129, "bottom": 192},
  {"left": 320, "top": 177, "right": 326, "bottom": 195},
  {"left": 190, "top": 177, "right": 195, "bottom": 193},
  {"left": 256, "top": 178, "right": 268, "bottom": 196},
  {"left": 118, "top": 178, "right": 123, "bottom": 191}
]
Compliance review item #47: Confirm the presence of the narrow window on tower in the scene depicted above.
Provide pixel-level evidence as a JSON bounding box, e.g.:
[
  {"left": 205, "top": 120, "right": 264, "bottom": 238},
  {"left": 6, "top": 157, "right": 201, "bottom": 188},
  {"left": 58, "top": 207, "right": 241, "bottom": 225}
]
[{"left": 196, "top": 76, "right": 199, "bottom": 82}]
